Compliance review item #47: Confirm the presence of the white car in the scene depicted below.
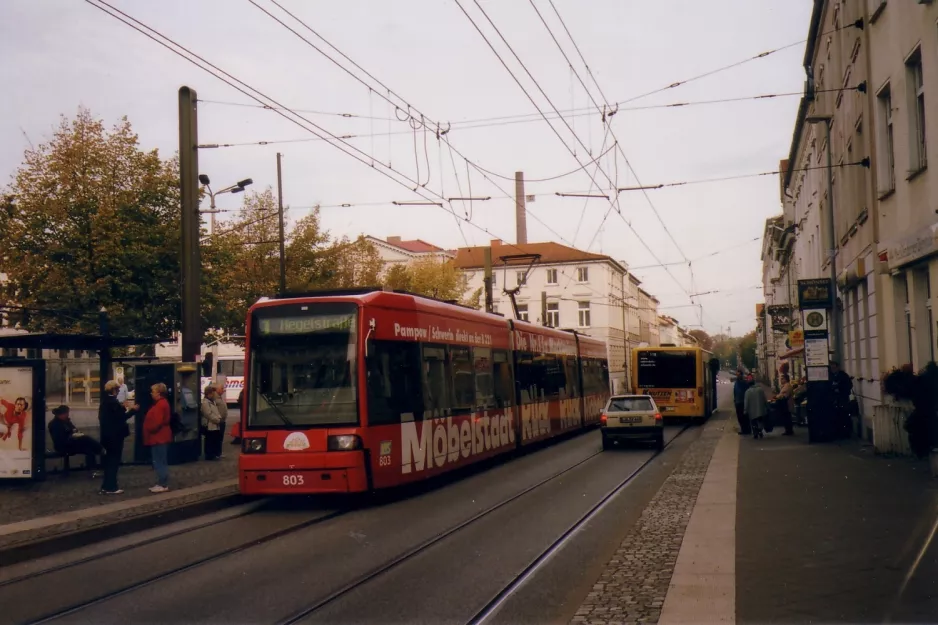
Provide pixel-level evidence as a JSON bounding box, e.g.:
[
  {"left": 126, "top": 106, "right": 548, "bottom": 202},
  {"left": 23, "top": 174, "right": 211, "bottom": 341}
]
[{"left": 600, "top": 394, "right": 664, "bottom": 451}]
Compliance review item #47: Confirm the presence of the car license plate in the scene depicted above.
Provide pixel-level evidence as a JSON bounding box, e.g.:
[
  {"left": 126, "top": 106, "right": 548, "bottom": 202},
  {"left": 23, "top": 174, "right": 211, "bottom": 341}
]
[{"left": 620, "top": 416, "right": 642, "bottom": 424}]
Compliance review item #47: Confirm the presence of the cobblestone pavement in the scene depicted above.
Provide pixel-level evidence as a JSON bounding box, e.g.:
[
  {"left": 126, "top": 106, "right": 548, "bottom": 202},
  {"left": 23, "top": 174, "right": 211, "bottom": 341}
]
[
  {"left": 571, "top": 415, "right": 727, "bottom": 625},
  {"left": 0, "top": 433, "right": 240, "bottom": 527}
]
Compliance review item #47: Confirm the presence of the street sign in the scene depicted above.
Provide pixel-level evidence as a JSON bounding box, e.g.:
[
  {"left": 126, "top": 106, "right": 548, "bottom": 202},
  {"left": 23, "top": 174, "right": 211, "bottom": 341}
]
[
  {"left": 788, "top": 329, "right": 805, "bottom": 349},
  {"left": 798, "top": 278, "right": 835, "bottom": 309},
  {"left": 805, "top": 338, "right": 830, "bottom": 367}
]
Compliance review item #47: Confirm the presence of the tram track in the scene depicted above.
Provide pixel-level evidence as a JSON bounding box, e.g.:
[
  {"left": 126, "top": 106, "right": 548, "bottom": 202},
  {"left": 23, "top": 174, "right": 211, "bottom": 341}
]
[
  {"left": 275, "top": 425, "right": 691, "bottom": 625},
  {"left": 17, "top": 505, "right": 349, "bottom": 625}
]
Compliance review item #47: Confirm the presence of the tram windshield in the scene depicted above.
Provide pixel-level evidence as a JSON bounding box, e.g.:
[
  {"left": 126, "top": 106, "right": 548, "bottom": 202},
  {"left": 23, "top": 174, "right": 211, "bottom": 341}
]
[{"left": 248, "top": 305, "right": 359, "bottom": 428}]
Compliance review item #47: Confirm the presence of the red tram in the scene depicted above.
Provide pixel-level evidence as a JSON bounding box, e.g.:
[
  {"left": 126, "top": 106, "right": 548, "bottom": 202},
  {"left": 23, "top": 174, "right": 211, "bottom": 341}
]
[{"left": 238, "top": 289, "right": 610, "bottom": 494}]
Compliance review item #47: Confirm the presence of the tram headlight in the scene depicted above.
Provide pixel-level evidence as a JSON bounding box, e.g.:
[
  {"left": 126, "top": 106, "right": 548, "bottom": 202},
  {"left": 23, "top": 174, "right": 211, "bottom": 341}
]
[
  {"left": 327, "top": 434, "right": 362, "bottom": 451},
  {"left": 243, "top": 438, "right": 266, "bottom": 454}
]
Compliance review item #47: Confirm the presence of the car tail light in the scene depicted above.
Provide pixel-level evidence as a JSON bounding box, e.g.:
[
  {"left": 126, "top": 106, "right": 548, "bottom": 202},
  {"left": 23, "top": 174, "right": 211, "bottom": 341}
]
[
  {"left": 600, "top": 412, "right": 607, "bottom": 425},
  {"left": 654, "top": 412, "right": 662, "bottom": 422}
]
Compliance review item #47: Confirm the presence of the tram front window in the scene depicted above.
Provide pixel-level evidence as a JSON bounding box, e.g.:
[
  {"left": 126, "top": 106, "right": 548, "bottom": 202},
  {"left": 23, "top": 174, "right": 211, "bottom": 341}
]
[{"left": 248, "top": 307, "right": 358, "bottom": 428}]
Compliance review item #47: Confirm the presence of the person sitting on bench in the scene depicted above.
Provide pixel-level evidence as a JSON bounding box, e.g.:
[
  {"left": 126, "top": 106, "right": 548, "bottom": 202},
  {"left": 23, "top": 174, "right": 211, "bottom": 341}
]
[{"left": 48, "top": 405, "right": 104, "bottom": 462}]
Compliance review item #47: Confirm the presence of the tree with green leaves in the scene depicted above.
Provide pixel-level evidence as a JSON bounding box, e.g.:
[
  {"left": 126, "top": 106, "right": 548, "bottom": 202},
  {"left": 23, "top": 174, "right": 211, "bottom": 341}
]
[
  {"left": 688, "top": 329, "right": 715, "bottom": 351},
  {"left": 739, "top": 330, "right": 758, "bottom": 371}
]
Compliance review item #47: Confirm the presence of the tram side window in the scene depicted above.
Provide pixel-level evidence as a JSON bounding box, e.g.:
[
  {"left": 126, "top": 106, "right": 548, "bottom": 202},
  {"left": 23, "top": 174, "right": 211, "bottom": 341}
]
[
  {"left": 451, "top": 345, "right": 475, "bottom": 414},
  {"left": 366, "top": 340, "right": 423, "bottom": 425},
  {"left": 474, "top": 347, "right": 496, "bottom": 409},
  {"left": 493, "top": 349, "right": 513, "bottom": 408},
  {"left": 542, "top": 353, "right": 566, "bottom": 400},
  {"left": 581, "top": 358, "right": 596, "bottom": 395},
  {"left": 564, "top": 355, "right": 579, "bottom": 399},
  {"left": 422, "top": 344, "right": 451, "bottom": 417},
  {"left": 516, "top": 351, "right": 537, "bottom": 404}
]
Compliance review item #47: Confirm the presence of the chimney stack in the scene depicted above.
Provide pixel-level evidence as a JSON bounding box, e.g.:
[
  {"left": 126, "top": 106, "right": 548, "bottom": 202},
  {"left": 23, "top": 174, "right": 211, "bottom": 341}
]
[
  {"left": 515, "top": 171, "right": 527, "bottom": 245},
  {"left": 387, "top": 236, "right": 402, "bottom": 245}
]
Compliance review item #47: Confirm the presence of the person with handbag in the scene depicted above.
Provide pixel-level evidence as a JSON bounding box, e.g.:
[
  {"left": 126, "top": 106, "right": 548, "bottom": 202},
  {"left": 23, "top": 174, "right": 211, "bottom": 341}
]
[
  {"left": 201, "top": 385, "right": 224, "bottom": 461},
  {"left": 98, "top": 380, "right": 136, "bottom": 494}
]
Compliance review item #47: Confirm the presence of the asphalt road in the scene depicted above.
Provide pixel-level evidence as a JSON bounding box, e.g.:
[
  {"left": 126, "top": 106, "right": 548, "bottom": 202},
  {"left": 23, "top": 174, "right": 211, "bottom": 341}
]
[{"left": 5, "top": 384, "right": 730, "bottom": 624}]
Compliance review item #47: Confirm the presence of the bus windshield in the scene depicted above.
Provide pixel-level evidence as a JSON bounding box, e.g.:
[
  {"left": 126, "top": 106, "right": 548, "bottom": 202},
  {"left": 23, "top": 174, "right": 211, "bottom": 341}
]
[
  {"left": 637, "top": 350, "right": 697, "bottom": 389},
  {"left": 248, "top": 305, "right": 358, "bottom": 428}
]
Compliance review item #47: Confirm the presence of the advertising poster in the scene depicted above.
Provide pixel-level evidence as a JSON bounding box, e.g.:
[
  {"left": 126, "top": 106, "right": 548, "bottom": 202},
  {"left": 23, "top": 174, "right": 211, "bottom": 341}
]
[{"left": 0, "top": 366, "right": 35, "bottom": 479}]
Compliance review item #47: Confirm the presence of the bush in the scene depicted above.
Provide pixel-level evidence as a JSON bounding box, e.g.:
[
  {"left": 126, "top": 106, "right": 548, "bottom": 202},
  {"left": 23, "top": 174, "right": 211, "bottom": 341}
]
[{"left": 882, "top": 362, "right": 938, "bottom": 457}]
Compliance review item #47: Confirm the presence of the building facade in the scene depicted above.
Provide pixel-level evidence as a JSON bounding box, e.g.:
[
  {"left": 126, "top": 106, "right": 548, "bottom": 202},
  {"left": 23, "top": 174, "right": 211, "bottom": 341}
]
[
  {"left": 454, "top": 240, "right": 637, "bottom": 393},
  {"left": 769, "top": 0, "right": 938, "bottom": 440},
  {"left": 365, "top": 235, "right": 454, "bottom": 271}
]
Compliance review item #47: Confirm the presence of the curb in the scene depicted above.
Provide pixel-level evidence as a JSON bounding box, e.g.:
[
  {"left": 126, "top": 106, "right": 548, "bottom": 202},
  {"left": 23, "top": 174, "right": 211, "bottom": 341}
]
[{"left": 0, "top": 483, "right": 244, "bottom": 567}]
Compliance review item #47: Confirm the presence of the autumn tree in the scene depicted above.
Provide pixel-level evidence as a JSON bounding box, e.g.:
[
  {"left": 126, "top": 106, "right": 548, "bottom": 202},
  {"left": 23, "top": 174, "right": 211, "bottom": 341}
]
[
  {"left": 3, "top": 108, "right": 200, "bottom": 338},
  {"left": 688, "top": 329, "right": 715, "bottom": 351},
  {"left": 381, "top": 256, "right": 471, "bottom": 303}
]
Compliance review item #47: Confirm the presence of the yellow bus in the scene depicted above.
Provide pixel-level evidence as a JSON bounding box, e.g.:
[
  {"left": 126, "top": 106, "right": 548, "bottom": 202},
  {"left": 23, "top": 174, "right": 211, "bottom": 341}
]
[{"left": 631, "top": 346, "right": 715, "bottom": 423}]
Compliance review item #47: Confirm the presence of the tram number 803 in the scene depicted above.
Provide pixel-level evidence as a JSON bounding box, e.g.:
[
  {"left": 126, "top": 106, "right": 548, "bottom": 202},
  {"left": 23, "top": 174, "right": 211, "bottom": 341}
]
[{"left": 282, "top": 474, "right": 305, "bottom": 486}]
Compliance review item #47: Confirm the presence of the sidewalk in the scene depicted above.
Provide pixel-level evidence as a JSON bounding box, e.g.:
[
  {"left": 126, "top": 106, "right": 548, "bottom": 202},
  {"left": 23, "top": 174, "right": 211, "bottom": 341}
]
[
  {"left": 0, "top": 442, "right": 240, "bottom": 551},
  {"left": 659, "top": 421, "right": 938, "bottom": 623}
]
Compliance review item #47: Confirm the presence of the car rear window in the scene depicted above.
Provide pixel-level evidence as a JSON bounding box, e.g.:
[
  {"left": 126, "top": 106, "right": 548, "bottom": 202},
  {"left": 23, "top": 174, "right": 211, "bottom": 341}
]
[{"left": 607, "top": 397, "right": 654, "bottom": 412}]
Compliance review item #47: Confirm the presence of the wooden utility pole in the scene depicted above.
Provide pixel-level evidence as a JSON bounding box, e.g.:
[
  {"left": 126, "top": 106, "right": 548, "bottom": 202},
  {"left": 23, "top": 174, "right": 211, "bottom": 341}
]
[
  {"left": 179, "top": 86, "right": 201, "bottom": 364},
  {"left": 277, "top": 152, "right": 286, "bottom": 295},
  {"left": 541, "top": 291, "right": 548, "bottom": 327},
  {"left": 515, "top": 171, "right": 527, "bottom": 244},
  {"left": 483, "top": 247, "right": 494, "bottom": 313}
]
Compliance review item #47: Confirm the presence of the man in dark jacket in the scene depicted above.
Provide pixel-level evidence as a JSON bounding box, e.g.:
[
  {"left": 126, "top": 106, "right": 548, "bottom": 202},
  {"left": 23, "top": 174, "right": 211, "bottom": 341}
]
[
  {"left": 733, "top": 369, "right": 751, "bottom": 435},
  {"left": 98, "top": 380, "right": 135, "bottom": 494},
  {"left": 49, "top": 405, "right": 103, "bottom": 459},
  {"left": 830, "top": 361, "right": 853, "bottom": 438}
]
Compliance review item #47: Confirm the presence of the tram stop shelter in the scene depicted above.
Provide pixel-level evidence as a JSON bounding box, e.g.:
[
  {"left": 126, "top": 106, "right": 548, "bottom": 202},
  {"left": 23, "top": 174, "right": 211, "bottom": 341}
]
[{"left": 0, "top": 333, "right": 189, "bottom": 476}]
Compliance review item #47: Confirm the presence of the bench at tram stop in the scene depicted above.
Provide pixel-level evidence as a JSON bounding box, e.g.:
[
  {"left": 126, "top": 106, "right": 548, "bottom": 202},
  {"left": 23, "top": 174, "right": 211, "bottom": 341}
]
[{"left": 44, "top": 449, "right": 102, "bottom": 476}]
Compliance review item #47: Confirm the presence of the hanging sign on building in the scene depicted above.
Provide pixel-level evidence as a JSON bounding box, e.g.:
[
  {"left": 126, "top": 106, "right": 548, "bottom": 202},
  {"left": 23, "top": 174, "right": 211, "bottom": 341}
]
[
  {"left": 798, "top": 278, "right": 835, "bottom": 309},
  {"left": 788, "top": 329, "right": 805, "bottom": 349}
]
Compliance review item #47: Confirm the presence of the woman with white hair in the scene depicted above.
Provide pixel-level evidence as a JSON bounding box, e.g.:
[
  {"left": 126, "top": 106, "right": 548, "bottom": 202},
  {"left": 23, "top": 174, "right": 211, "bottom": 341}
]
[{"left": 98, "top": 379, "right": 135, "bottom": 494}]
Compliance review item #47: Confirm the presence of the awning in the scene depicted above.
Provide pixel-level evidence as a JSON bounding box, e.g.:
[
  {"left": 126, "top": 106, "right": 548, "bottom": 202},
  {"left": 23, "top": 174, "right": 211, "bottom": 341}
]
[{"left": 779, "top": 346, "right": 804, "bottom": 360}]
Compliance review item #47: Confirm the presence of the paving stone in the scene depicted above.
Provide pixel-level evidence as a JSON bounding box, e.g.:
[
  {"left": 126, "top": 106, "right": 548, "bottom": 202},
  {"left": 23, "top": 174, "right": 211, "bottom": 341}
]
[{"left": 571, "top": 417, "right": 726, "bottom": 625}]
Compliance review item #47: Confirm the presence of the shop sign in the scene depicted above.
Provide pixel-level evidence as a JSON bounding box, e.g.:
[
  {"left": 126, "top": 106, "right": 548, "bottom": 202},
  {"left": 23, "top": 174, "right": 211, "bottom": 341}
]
[{"left": 885, "top": 222, "right": 938, "bottom": 271}]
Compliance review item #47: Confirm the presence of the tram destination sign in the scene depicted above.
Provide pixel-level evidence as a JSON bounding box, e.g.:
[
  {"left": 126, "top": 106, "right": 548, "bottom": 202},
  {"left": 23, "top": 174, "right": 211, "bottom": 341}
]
[
  {"left": 797, "top": 278, "right": 834, "bottom": 309},
  {"left": 258, "top": 314, "right": 354, "bottom": 335}
]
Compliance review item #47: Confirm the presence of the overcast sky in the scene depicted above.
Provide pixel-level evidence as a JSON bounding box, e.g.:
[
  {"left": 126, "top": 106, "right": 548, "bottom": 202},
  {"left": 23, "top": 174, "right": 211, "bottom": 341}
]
[{"left": 1, "top": 0, "right": 813, "bottom": 335}]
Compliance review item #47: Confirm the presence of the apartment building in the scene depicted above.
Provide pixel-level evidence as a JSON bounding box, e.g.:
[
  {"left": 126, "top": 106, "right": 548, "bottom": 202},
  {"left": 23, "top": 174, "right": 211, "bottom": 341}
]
[{"left": 454, "top": 240, "right": 640, "bottom": 393}]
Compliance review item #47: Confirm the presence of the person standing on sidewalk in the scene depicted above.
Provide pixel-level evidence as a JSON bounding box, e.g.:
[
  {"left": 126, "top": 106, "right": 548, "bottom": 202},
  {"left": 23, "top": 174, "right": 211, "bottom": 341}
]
[
  {"left": 98, "top": 380, "right": 135, "bottom": 494},
  {"left": 830, "top": 361, "right": 853, "bottom": 438},
  {"left": 138, "top": 383, "right": 172, "bottom": 493},
  {"left": 734, "top": 369, "right": 751, "bottom": 435},
  {"left": 744, "top": 375, "right": 769, "bottom": 439},
  {"left": 213, "top": 382, "right": 228, "bottom": 457},
  {"left": 200, "top": 386, "right": 223, "bottom": 461},
  {"left": 775, "top": 375, "right": 795, "bottom": 436}
]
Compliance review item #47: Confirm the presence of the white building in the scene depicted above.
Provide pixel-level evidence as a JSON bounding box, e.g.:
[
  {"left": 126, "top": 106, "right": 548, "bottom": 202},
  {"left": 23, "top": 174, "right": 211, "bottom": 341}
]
[
  {"left": 365, "top": 235, "right": 454, "bottom": 272},
  {"left": 454, "top": 239, "right": 635, "bottom": 394}
]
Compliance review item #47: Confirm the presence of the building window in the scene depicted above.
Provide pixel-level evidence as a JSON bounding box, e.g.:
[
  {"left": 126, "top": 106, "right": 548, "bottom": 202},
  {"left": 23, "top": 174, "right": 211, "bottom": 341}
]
[
  {"left": 906, "top": 48, "right": 927, "bottom": 172},
  {"left": 491, "top": 272, "right": 496, "bottom": 287},
  {"left": 578, "top": 301, "right": 591, "bottom": 327},
  {"left": 546, "top": 268, "right": 558, "bottom": 285},
  {"left": 877, "top": 84, "right": 896, "bottom": 192},
  {"left": 517, "top": 303, "right": 529, "bottom": 322},
  {"left": 577, "top": 267, "right": 589, "bottom": 283},
  {"left": 546, "top": 302, "right": 559, "bottom": 327},
  {"left": 516, "top": 271, "right": 526, "bottom": 287}
]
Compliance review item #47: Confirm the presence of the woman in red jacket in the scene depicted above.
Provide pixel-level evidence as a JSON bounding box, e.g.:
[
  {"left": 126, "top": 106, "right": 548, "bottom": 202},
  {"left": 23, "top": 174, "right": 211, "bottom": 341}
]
[{"left": 138, "top": 382, "right": 172, "bottom": 493}]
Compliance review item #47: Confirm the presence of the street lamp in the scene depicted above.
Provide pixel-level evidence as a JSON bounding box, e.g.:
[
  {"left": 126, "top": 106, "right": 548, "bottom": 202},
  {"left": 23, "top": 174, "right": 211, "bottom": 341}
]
[
  {"left": 199, "top": 175, "right": 254, "bottom": 235},
  {"left": 804, "top": 113, "right": 842, "bottom": 366}
]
